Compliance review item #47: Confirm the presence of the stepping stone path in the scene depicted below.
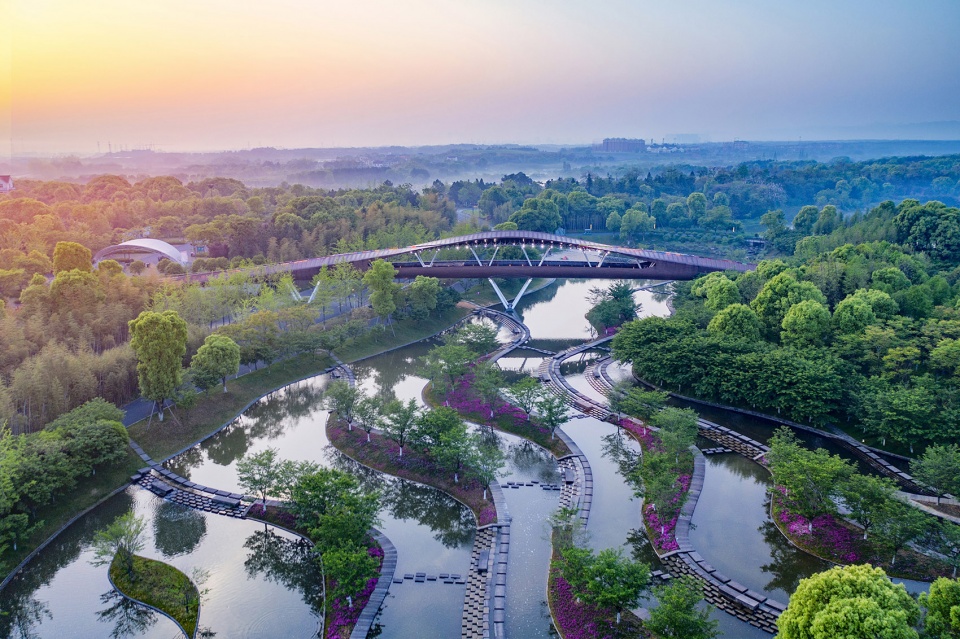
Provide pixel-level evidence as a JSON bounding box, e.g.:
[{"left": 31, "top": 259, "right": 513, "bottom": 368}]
[
  {"left": 132, "top": 470, "right": 247, "bottom": 519},
  {"left": 461, "top": 526, "right": 497, "bottom": 639}
]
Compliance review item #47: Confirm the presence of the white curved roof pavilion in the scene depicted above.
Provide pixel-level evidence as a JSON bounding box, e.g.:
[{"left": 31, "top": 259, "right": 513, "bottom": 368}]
[{"left": 93, "top": 239, "right": 188, "bottom": 266}]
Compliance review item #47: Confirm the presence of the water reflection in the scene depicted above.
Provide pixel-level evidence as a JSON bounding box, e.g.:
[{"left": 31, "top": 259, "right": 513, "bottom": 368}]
[
  {"left": 758, "top": 517, "right": 814, "bottom": 595},
  {"left": 243, "top": 530, "right": 325, "bottom": 618},
  {"left": 0, "top": 592, "right": 51, "bottom": 639},
  {"left": 601, "top": 431, "right": 641, "bottom": 482},
  {"left": 96, "top": 590, "right": 158, "bottom": 639},
  {"left": 384, "top": 480, "right": 476, "bottom": 548},
  {"left": 153, "top": 499, "right": 207, "bottom": 558}
]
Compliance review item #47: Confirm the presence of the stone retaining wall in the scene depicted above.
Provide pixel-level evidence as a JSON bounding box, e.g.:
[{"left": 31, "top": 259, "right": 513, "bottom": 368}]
[
  {"left": 661, "top": 449, "right": 785, "bottom": 634},
  {"left": 350, "top": 528, "right": 398, "bottom": 639}
]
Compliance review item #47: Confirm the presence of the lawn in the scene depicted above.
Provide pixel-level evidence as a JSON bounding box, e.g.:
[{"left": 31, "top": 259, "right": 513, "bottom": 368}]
[{"left": 333, "top": 306, "right": 472, "bottom": 363}]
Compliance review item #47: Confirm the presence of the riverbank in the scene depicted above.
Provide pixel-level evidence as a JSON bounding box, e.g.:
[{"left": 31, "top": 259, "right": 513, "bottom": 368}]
[
  {"left": 5, "top": 301, "right": 478, "bottom": 588},
  {"left": 424, "top": 379, "right": 572, "bottom": 458},
  {"left": 770, "top": 494, "right": 952, "bottom": 581},
  {"left": 0, "top": 449, "right": 142, "bottom": 576}
]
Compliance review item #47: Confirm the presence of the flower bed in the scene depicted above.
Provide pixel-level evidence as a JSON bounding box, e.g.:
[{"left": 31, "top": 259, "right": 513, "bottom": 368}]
[
  {"left": 771, "top": 492, "right": 952, "bottom": 580},
  {"left": 548, "top": 568, "right": 646, "bottom": 639},
  {"left": 430, "top": 376, "right": 571, "bottom": 458},
  {"left": 618, "top": 418, "right": 695, "bottom": 555},
  {"left": 642, "top": 474, "right": 692, "bottom": 554},
  {"left": 327, "top": 419, "right": 497, "bottom": 526},
  {"left": 326, "top": 545, "right": 384, "bottom": 639}
]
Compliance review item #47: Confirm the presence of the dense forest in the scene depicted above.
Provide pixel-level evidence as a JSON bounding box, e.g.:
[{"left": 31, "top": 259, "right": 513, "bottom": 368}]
[
  {"left": 614, "top": 198, "right": 960, "bottom": 452},
  {"left": 0, "top": 155, "right": 958, "bottom": 440}
]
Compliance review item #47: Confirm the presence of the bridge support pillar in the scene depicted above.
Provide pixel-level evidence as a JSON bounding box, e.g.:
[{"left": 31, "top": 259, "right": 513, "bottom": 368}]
[
  {"left": 487, "top": 277, "right": 533, "bottom": 314},
  {"left": 487, "top": 278, "right": 512, "bottom": 311}
]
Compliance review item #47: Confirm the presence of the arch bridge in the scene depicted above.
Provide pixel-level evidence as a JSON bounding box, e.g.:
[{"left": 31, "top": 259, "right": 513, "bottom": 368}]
[{"left": 181, "top": 230, "right": 754, "bottom": 311}]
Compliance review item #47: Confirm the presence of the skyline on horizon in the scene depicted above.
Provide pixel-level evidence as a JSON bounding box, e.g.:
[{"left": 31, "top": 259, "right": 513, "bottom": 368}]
[{"left": 4, "top": 0, "right": 960, "bottom": 156}]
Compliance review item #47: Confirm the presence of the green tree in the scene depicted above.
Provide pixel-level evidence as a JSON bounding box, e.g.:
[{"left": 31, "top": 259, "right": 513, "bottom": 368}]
[
  {"left": 380, "top": 398, "right": 419, "bottom": 457},
  {"left": 472, "top": 361, "right": 505, "bottom": 418},
  {"left": 406, "top": 276, "right": 441, "bottom": 320},
  {"left": 445, "top": 322, "right": 499, "bottom": 355},
  {"left": 535, "top": 391, "right": 571, "bottom": 439},
  {"left": 919, "top": 577, "right": 960, "bottom": 639},
  {"left": 646, "top": 575, "right": 719, "bottom": 639},
  {"left": 96, "top": 259, "right": 123, "bottom": 278},
  {"left": 873, "top": 499, "right": 931, "bottom": 567},
  {"left": 290, "top": 468, "right": 380, "bottom": 552},
  {"left": 53, "top": 241, "right": 92, "bottom": 274},
  {"left": 363, "top": 259, "right": 401, "bottom": 329},
  {"left": 793, "top": 205, "right": 820, "bottom": 235},
  {"left": 412, "top": 406, "right": 462, "bottom": 453},
  {"left": 436, "top": 420, "right": 472, "bottom": 483},
  {"left": 128, "top": 310, "right": 188, "bottom": 421},
  {"left": 687, "top": 192, "right": 707, "bottom": 222},
  {"left": 507, "top": 377, "right": 544, "bottom": 420},
  {"left": 323, "top": 545, "right": 380, "bottom": 609},
  {"left": 781, "top": 300, "right": 832, "bottom": 347},
  {"left": 236, "top": 448, "right": 282, "bottom": 506},
  {"left": 839, "top": 473, "right": 897, "bottom": 540},
  {"left": 91, "top": 512, "right": 147, "bottom": 580},
  {"left": 190, "top": 334, "right": 241, "bottom": 393},
  {"left": 834, "top": 296, "right": 877, "bottom": 335},
  {"left": 324, "top": 380, "right": 358, "bottom": 428},
  {"left": 554, "top": 546, "right": 650, "bottom": 624},
  {"left": 912, "top": 444, "right": 960, "bottom": 504},
  {"left": 768, "top": 427, "right": 852, "bottom": 527},
  {"left": 508, "top": 198, "right": 561, "bottom": 232},
  {"left": 609, "top": 384, "right": 667, "bottom": 425},
  {"left": 353, "top": 395, "right": 380, "bottom": 443},
  {"left": 706, "top": 303, "right": 762, "bottom": 341},
  {"left": 471, "top": 433, "right": 506, "bottom": 500},
  {"left": 651, "top": 407, "right": 699, "bottom": 461},
  {"left": 309, "top": 266, "right": 336, "bottom": 322},
  {"left": 751, "top": 273, "right": 827, "bottom": 337},
  {"left": 777, "top": 564, "right": 919, "bottom": 639},
  {"left": 421, "top": 343, "right": 475, "bottom": 395},
  {"left": 605, "top": 211, "right": 622, "bottom": 233}
]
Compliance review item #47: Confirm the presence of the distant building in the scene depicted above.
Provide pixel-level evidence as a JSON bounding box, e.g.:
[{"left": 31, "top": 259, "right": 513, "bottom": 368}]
[
  {"left": 597, "top": 138, "right": 647, "bottom": 153},
  {"left": 0, "top": 176, "right": 13, "bottom": 193}
]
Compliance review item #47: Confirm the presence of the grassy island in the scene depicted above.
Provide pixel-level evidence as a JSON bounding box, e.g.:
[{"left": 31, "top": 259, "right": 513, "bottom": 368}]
[{"left": 109, "top": 554, "right": 200, "bottom": 638}]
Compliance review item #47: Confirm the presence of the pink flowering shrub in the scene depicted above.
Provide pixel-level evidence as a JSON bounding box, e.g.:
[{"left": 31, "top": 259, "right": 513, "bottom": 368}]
[
  {"left": 618, "top": 418, "right": 663, "bottom": 453},
  {"left": 641, "top": 475, "right": 690, "bottom": 553},
  {"left": 551, "top": 574, "right": 618, "bottom": 639},
  {"left": 326, "top": 545, "right": 384, "bottom": 639},
  {"left": 772, "top": 492, "right": 859, "bottom": 563}
]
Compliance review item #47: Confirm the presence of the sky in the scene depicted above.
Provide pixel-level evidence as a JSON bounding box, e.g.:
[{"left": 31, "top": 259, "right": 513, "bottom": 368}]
[{"left": 5, "top": 0, "right": 960, "bottom": 154}]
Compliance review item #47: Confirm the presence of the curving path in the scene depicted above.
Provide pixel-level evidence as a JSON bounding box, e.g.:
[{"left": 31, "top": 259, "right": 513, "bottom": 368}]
[{"left": 542, "top": 330, "right": 788, "bottom": 633}]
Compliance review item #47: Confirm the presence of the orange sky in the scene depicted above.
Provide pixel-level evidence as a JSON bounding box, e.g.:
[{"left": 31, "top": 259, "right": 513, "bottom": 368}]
[{"left": 7, "top": 0, "right": 960, "bottom": 153}]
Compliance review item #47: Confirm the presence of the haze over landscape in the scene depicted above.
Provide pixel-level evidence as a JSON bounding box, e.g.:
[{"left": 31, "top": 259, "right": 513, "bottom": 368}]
[
  {"left": 5, "top": 0, "right": 960, "bottom": 155},
  {"left": 5, "top": 3, "right": 960, "bottom": 639}
]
